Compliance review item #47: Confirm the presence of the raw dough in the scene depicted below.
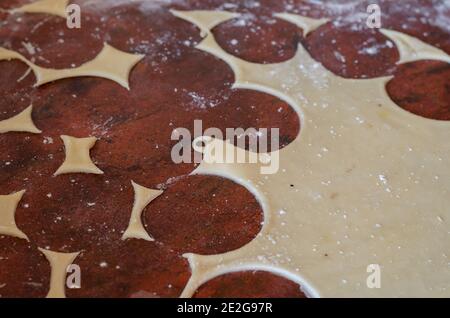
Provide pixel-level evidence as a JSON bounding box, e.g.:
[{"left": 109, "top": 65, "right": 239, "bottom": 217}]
[
  {"left": 0, "top": 44, "right": 144, "bottom": 90},
  {"left": 0, "top": 105, "right": 41, "bottom": 134},
  {"left": 122, "top": 181, "right": 163, "bottom": 241},
  {"left": 171, "top": 10, "right": 240, "bottom": 37},
  {"left": 380, "top": 29, "right": 450, "bottom": 64},
  {"left": 273, "top": 13, "right": 329, "bottom": 36},
  {"left": 38, "top": 248, "right": 80, "bottom": 298},
  {"left": 11, "top": 0, "right": 69, "bottom": 18},
  {"left": 54, "top": 135, "right": 103, "bottom": 176},
  {"left": 173, "top": 11, "right": 450, "bottom": 297},
  {"left": 0, "top": 190, "right": 28, "bottom": 240}
]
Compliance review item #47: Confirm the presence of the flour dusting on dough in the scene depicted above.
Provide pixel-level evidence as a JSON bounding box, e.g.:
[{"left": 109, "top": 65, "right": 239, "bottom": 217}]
[{"left": 173, "top": 10, "right": 450, "bottom": 298}]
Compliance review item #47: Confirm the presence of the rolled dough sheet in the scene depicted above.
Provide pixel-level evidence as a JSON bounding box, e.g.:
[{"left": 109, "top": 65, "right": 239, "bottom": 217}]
[
  {"left": 11, "top": 0, "right": 70, "bottom": 18},
  {"left": 0, "top": 105, "right": 41, "bottom": 134},
  {"left": 172, "top": 10, "right": 450, "bottom": 298},
  {"left": 54, "top": 135, "right": 103, "bottom": 176},
  {"left": 122, "top": 181, "right": 164, "bottom": 242},
  {"left": 0, "top": 44, "right": 144, "bottom": 90}
]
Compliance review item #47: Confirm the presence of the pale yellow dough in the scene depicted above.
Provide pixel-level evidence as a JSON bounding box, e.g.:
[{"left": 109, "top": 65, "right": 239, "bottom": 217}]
[
  {"left": 38, "top": 248, "right": 80, "bottom": 298},
  {"left": 0, "top": 44, "right": 144, "bottom": 90},
  {"left": 380, "top": 29, "right": 450, "bottom": 64},
  {"left": 171, "top": 10, "right": 240, "bottom": 37},
  {"left": 172, "top": 11, "right": 450, "bottom": 297},
  {"left": 0, "top": 190, "right": 28, "bottom": 240},
  {"left": 54, "top": 135, "right": 103, "bottom": 176},
  {"left": 0, "top": 105, "right": 41, "bottom": 134},
  {"left": 11, "top": 0, "right": 69, "bottom": 18},
  {"left": 122, "top": 181, "right": 163, "bottom": 241}
]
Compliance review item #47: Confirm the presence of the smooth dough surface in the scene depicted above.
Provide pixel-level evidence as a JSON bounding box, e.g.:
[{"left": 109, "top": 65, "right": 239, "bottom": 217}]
[
  {"left": 171, "top": 10, "right": 240, "bottom": 37},
  {"left": 54, "top": 135, "right": 103, "bottom": 176},
  {"left": 0, "top": 190, "right": 28, "bottom": 240},
  {"left": 0, "top": 105, "right": 41, "bottom": 134},
  {"left": 0, "top": 44, "right": 144, "bottom": 90},
  {"left": 380, "top": 29, "right": 450, "bottom": 64},
  {"left": 11, "top": 0, "right": 69, "bottom": 18},
  {"left": 173, "top": 11, "right": 450, "bottom": 298},
  {"left": 122, "top": 181, "right": 163, "bottom": 241},
  {"left": 273, "top": 13, "right": 329, "bottom": 36},
  {"left": 38, "top": 248, "right": 80, "bottom": 298}
]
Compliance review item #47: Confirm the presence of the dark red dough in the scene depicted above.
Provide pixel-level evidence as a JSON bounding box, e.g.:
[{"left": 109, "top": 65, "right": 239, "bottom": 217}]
[
  {"left": 305, "top": 24, "right": 399, "bottom": 78},
  {"left": 0, "top": 236, "right": 50, "bottom": 298},
  {"left": 0, "top": 0, "right": 448, "bottom": 298}
]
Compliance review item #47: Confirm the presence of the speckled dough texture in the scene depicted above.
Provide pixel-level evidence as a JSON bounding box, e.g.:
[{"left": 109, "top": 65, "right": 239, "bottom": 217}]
[
  {"left": 174, "top": 9, "right": 450, "bottom": 298},
  {"left": 0, "top": 0, "right": 449, "bottom": 298}
]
